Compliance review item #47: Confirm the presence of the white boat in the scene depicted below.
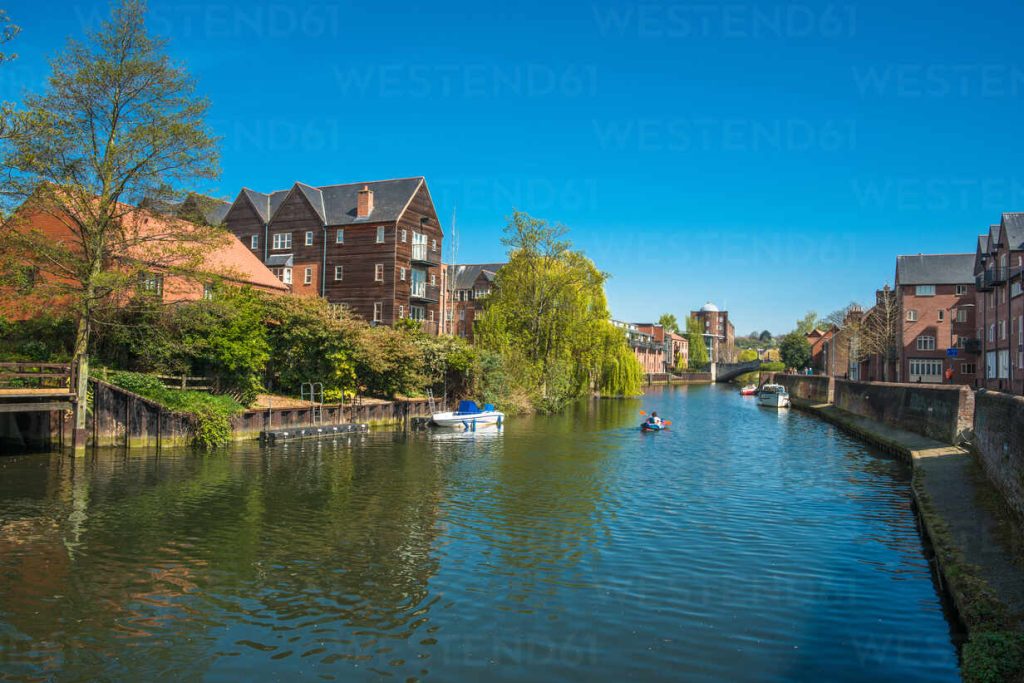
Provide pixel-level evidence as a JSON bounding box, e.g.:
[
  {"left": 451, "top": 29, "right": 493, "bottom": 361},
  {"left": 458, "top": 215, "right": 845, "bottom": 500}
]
[
  {"left": 757, "top": 384, "right": 791, "bottom": 408},
  {"left": 431, "top": 400, "right": 505, "bottom": 429}
]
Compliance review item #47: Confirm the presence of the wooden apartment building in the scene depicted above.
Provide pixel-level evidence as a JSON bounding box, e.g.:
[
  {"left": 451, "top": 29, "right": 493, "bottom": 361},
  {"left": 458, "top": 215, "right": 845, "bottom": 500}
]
[{"left": 220, "top": 177, "right": 444, "bottom": 332}]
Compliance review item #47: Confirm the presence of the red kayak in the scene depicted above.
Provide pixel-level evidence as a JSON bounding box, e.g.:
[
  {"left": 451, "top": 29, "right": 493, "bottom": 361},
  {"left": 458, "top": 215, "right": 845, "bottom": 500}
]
[{"left": 739, "top": 384, "right": 758, "bottom": 396}]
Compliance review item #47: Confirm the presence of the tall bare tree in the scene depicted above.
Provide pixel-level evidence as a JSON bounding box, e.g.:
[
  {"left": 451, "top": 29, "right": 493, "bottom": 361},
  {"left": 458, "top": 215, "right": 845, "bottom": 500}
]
[{"left": 855, "top": 287, "right": 901, "bottom": 381}]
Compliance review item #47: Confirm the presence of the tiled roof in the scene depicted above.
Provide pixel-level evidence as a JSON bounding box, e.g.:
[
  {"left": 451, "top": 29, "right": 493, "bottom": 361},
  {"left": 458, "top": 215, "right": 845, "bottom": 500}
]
[
  {"left": 449, "top": 263, "right": 505, "bottom": 290},
  {"left": 1001, "top": 212, "right": 1024, "bottom": 250},
  {"left": 237, "top": 177, "right": 426, "bottom": 227},
  {"left": 896, "top": 253, "right": 975, "bottom": 285}
]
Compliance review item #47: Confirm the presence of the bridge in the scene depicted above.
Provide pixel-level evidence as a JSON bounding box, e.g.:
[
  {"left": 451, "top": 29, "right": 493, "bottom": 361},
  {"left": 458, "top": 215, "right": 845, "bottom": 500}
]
[{"left": 714, "top": 360, "right": 763, "bottom": 383}]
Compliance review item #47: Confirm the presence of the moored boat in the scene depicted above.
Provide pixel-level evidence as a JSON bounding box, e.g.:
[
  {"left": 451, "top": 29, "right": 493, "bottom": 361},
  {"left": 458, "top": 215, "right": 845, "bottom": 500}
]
[
  {"left": 431, "top": 400, "right": 505, "bottom": 429},
  {"left": 757, "top": 384, "right": 790, "bottom": 408},
  {"left": 740, "top": 384, "right": 757, "bottom": 396}
]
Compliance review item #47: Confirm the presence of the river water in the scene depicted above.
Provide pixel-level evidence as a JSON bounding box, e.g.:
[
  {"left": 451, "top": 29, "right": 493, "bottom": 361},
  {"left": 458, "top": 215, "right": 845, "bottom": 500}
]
[{"left": 0, "top": 385, "right": 960, "bottom": 681}]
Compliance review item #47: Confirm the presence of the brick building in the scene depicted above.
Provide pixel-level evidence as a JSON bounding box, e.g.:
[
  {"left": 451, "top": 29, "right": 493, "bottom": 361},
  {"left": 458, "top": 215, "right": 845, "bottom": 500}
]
[
  {"left": 1, "top": 200, "right": 288, "bottom": 320},
  {"left": 975, "top": 213, "right": 1024, "bottom": 393},
  {"left": 221, "top": 177, "right": 444, "bottom": 332},
  {"left": 442, "top": 263, "right": 504, "bottom": 340},
  {"left": 806, "top": 307, "right": 863, "bottom": 378},
  {"left": 613, "top": 321, "right": 663, "bottom": 374},
  {"left": 689, "top": 302, "right": 735, "bottom": 362},
  {"left": 635, "top": 324, "right": 689, "bottom": 372},
  {"left": 895, "top": 254, "right": 978, "bottom": 384}
]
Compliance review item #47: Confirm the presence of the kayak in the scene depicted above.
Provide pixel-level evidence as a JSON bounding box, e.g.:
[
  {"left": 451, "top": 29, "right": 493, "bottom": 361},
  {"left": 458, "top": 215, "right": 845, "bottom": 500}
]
[{"left": 640, "top": 422, "right": 666, "bottom": 432}]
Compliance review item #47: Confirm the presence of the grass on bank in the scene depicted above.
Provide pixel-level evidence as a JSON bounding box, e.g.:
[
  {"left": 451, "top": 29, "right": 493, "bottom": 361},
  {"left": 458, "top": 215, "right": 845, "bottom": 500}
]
[{"left": 102, "top": 370, "right": 244, "bottom": 448}]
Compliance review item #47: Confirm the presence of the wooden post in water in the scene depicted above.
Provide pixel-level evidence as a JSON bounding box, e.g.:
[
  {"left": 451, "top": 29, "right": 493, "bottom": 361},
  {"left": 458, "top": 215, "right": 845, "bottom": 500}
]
[{"left": 72, "top": 355, "right": 88, "bottom": 457}]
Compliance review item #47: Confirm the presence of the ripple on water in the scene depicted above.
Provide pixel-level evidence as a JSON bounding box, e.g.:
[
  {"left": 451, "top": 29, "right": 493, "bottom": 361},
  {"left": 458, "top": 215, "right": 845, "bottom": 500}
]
[{"left": 0, "top": 386, "right": 959, "bottom": 681}]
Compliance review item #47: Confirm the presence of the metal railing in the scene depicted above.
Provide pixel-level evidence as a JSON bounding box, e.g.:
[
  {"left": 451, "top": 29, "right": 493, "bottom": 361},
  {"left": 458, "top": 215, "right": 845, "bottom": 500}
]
[{"left": 411, "top": 244, "right": 441, "bottom": 265}]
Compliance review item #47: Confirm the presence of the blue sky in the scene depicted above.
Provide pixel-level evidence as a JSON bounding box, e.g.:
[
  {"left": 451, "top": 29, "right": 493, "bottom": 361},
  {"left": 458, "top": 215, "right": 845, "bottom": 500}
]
[{"left": 6, "top": 0, "right": 1024, "bottom": 333}]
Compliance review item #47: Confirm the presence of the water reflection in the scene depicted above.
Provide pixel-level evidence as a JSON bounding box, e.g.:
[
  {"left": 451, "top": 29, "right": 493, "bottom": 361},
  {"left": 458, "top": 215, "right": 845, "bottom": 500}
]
[{"left": 0, "top": 386, "right": 960, "bottom": 681}]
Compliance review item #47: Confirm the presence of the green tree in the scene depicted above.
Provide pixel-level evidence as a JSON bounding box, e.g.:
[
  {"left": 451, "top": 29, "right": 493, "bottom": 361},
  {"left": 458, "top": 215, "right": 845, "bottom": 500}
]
[
  {"left": 794, "top": 311, "right": 820, "bottom": 335},
  {"left": 759, "top": 330, "right": 773, "bottom": 342},
  {"left": 685, "top": 316, "right": 709, "bottom": 369},
  {"left": 658, "top": 313, "right": 679, "bottom": 333},
  {"left": 738, "top": 348, "right": 758, "bottom": 362},
  {"left": 779, "top": 331, "right": 812, "bottom": 370},
  {"left": 475, "top": 210, "right": 640, "bottom": 411},
  {"left": 1, "top": 0, "right": 221, "bottom": 423}
]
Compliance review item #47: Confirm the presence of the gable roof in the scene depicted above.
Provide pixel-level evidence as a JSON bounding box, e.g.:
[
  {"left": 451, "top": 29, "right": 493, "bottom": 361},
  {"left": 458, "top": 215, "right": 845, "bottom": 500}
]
[
  {"left": 449, "top": 262, "right": 505, "bottom": 290},
  {"left": 1001, "top": 212, "right": 1024, "bottom": 250},
  {"left": 974, "top": 235, "right": 990, "bottom": 274},
  {"left": 896, "top": 253, "right": 974, "bottom": 285},
  {"left": 236, "top": 177, "right": 428, "bottom": 227}
]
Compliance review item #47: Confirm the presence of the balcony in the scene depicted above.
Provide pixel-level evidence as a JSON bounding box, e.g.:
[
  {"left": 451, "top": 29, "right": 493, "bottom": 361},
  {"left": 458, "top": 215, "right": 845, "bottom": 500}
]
[
  {"left": 975, "top": 268, "right": 1009, "bottom": 291},
  {"left": 963, "top": 338, "right": 982, "bottom": 354},
  {"left": 410, "top": 282, "right": 440, "bottom": 302},
  {"left": 411, "top": 244, "right": 441, "bottom": 266}
]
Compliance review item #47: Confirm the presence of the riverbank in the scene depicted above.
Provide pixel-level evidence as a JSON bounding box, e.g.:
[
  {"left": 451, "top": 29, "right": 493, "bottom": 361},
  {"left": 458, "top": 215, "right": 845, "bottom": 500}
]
[{"left": 772, "top": 376, "right": 1024, "bottom": 682}]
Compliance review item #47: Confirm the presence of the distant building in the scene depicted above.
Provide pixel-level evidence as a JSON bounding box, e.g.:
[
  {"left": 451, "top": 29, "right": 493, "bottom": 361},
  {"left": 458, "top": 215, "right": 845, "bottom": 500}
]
[
  {"left": 689, "top": 302, "right": 735, "bottom": 362},
  {"left": 442, "top": 263, "right": 505, "bottom": 340},
  {"left": 635, "top": 324, "right": 689, "bottom": 372},
  {"left": 895, "top": 253, "right": 978, "bottom": 385},
  {"left": 805, "top": 307, "right": 863, "bottom": 378},
  {"left": 612, "top": 321, "right": 663, "bottom": 374},
  {"left": 975, "top": 214, "right": 1024, "bottom": 393}
]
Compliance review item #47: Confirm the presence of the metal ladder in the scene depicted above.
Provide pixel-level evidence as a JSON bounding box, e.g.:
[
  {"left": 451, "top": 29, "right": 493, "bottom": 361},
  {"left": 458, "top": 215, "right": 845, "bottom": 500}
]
[
  {"left": 426, "top": 388, "right": 438, "bottom": 415},
  {"left": 301, "top": 382, "right": 324, "bottom": 425}
]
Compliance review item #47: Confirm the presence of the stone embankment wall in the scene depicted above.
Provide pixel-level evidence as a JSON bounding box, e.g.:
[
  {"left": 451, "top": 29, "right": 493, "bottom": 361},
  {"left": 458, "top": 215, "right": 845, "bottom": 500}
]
[
  {"left": 232, "top": 400, "right": 432, "bottom": 438},
  {"left": 832, "top": 379, "right": 974, "bottom": 445},
  {"left": 645, "top": 372, "right": 713, "bottom": 385},
  {"left": 973, "top": 390, "right": 1024, "bottom": 521},
  {"left": 771, "top": 374, "right": 833, "bottom": 405}
]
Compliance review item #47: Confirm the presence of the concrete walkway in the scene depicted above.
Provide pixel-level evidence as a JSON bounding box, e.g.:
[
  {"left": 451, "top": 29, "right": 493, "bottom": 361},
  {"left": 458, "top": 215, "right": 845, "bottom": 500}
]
[{"left": 808, "top": 403, "right": 1024, "bottom": 629}]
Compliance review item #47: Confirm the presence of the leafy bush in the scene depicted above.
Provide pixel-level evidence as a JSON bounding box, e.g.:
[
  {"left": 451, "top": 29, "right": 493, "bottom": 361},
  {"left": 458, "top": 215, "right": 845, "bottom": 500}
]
[
  {"left": 105, "top": 370, "right": 243, "bottom": 448},
  {"left": 0, "top": 315, "right": 75, "bottom": 362},
  {"left": 962, "top": 631, "right": 1024, "bottom": 683}
]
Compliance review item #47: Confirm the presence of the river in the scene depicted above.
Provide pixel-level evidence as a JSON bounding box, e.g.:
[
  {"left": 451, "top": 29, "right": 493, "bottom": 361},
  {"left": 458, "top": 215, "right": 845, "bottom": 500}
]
[{"left": 0, "top": 384, "right": 961, "bottom": 681}]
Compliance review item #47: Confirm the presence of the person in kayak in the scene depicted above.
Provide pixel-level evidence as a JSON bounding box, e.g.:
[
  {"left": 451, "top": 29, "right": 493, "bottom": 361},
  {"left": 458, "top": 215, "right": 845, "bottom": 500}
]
[{"left": 647, "top": 412, "right": 662, "bottom": 427}]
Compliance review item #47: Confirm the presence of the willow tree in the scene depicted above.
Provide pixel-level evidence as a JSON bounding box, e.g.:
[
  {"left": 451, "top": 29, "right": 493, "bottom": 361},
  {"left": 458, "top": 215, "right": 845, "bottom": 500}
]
[
  {"left": 475, "top": 211, "right": 640, "bottom": 410},
  {"left": 1, "top": 1, "right": 221, "bottom": 405}
]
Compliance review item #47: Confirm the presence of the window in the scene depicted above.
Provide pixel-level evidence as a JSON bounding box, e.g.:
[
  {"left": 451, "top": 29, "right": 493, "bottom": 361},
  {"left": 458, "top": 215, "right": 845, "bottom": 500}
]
[
  {"left": 459, "top": 309, "right": 465, "bottom": 321},
  {"left": 430, "top": 273, "right": 436, "bottom": 286},
  {"left": 986, "top": 351, "right": 996, "bottom": 379},
  {"left": 432, "top": 238, "right": 437, "bottom": 252},
  {"left": 960, "top": 363, "right": 976, "bottom": 374},
  {"left": 375, "top": 264, "right": 384, "bottom": 282},
  {"left": 955, "top": 284, "right": 968, "bottom": 296},
  {"left": 916, "top": 285, "right": 936, "bottom": 296},
  {"left": 336, "top": 229, "right": 344, "bottom": 244},
  {"left": 272, "top": 232, "right": 292, "bottom": 250},
  {"left": 304, "top": 267, "right": 312, "bottom": 285},
  {"left": 334, "top": 265, "right": 343, "bottom": 281},
  {"left": 1013, "top": 281, "right": 1023, "bottom": 298},
  {"left": 989, "top": 324, "right": 995, "bottom": 342},
  {"left": 376, "top": 226, "right": 385, "bottom": 243},
  {"left": 401, "top": 229, "right": 407, "bottom": 243},
  {"left": 909, "top": 359, "right": 942, "bottom": 378},
  {"left": 398, "top": 305, "right": 404, "bottom": 319},
  {"left": 305, "top": 231, "right": 314, "bottom": 246},
  {"left": 399, "top": 267, "right": 406, "bottom": 281},
  {"left": 373, "top": 302, "right": 383, "bottom": 323},
  {"left": 906, "top": 309, "right": 918, "bottom": 322},
  {"left": 139, "top": 273, "right": 163, "bottom": 296},
  {"left": 203, "top": 283, "right": 214, "bottom": 300},
  {"left": 998, "top": 350, "right": 1010, "bottom": 378},
  {"left": 429, "top": 310, "right": 434, "bottom": 322},
  {"left": 956, "top": 308, "right": 969, "bottom": 323},
  {"left": 250, "top": 234, "right": 259, "bottom": 250},
  {"left": 271, "top": 267, "right": 292, "bottom": 285},
  {"left": 937, "top": 310, "right": 944, "bottom": 322},
  {"left": 999, "top": 320, "right": 1007, "bottom": 340},
  {"left": 473, "top": 287, "right": 489, "bottom": 299},
  {"left": 916, "top": 335, "right": 936, "bottom": 351}
]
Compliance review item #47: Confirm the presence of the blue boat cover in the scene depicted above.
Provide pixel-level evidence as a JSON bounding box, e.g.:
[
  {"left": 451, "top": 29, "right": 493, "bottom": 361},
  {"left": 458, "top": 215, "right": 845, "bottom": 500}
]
[
  {"left": 456, "top": 400, "right": 481, "bottom": 414},
  {"left": 483, "top": 403, "right": 495, "bottom": 412}
]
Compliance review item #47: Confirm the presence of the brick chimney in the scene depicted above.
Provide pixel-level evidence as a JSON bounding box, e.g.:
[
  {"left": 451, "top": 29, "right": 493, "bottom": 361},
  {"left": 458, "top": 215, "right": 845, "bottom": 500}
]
[{"left": 357, "top": 185, "right": 374, "bottom": 217}]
